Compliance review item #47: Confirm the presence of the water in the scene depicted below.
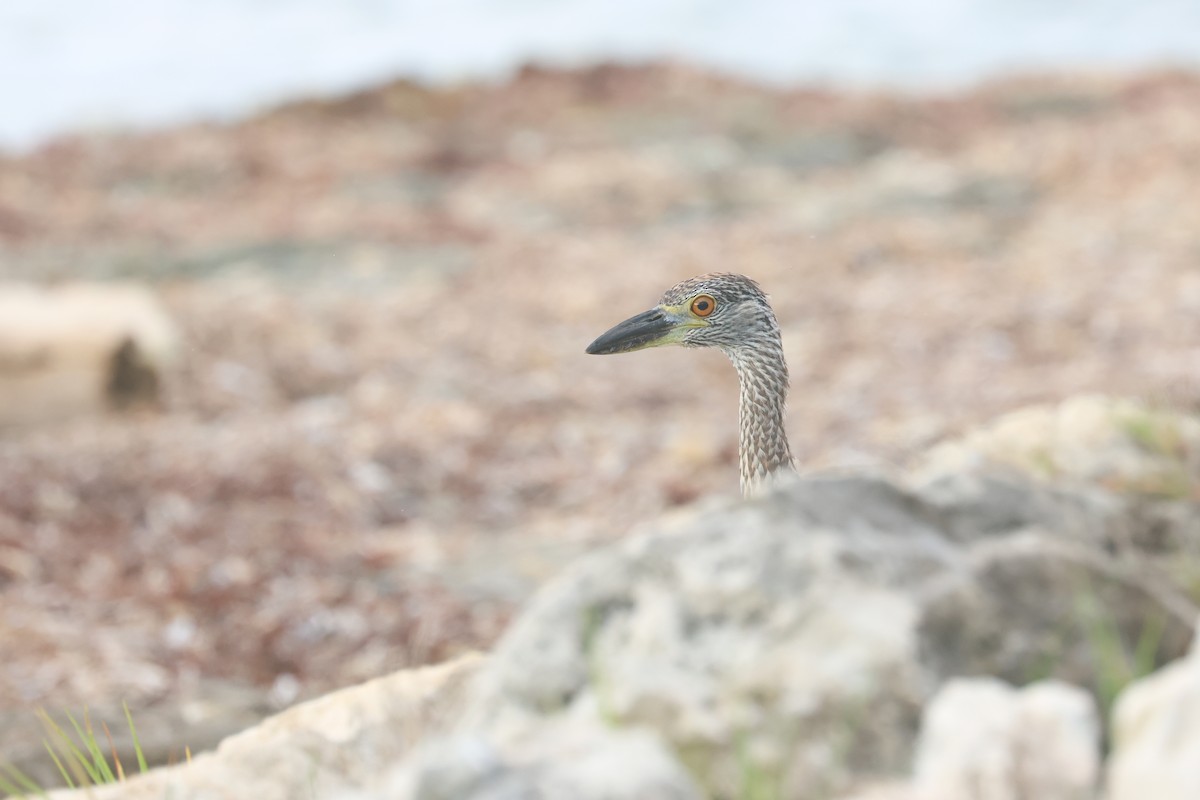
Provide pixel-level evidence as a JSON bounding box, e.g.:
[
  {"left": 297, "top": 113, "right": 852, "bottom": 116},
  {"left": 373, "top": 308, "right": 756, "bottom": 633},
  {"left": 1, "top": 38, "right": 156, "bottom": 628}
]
[{"left": 2, "top": 0, "right": 1199, "bottom": 150}]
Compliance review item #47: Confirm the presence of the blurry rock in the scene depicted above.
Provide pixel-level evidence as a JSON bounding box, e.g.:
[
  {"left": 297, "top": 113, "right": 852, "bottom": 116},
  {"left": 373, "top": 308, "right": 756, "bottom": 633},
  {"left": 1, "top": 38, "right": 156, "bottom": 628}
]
[
  {"left": 462, "top": 474, "right": 955, "bottom": 799},
  {"left": 914, "top": 678, "right": 1099, "bottom": 800},
  {"left": 912, "top": 464, "right": 1122, "bottom": 548},
  {"left": 835, "top": 785, "right": 926, "bottom": 800},
  {"left": 386, "top": 722, "right": 702, "bottom": 800},
  {"left": 0, "top": 282, "right": 178, "bottom": 427},
  {"left": 459, "top": 472, "right": 1192, "bottom": 798},
  {"left": 1106, "top": 622, "right": 1200, "bottom": 800},
  {"left": 50, "top": 653, "right": 483, "bottom": 800},
  {"left": 917, "top": 533, "right": 1195, "bottom": 689},
  {"left": 913, "top": 395, "right": 1200, "bottom": 501}
]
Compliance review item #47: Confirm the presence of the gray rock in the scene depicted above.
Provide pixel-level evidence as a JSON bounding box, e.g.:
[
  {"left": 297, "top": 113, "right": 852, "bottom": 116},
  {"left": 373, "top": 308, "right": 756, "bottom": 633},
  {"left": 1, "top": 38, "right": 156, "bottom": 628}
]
[
  {"left": 457, "top": 463, "right": 1195, "bottom": 798},
  {"left": 457, "top": 469, "right": 1191, "bottom": 798},
  {"left": 917, "top": 533, "right": 1195, "bottom": 690},
  {"left": 911, "top": 395, "right": 1200, "bottom": 553},
  {"left": 913, "top": 469, "right": 1123, "bottom": 547},
  {"left": 463, "top": 474, "right": 956, "bottom": 797}
]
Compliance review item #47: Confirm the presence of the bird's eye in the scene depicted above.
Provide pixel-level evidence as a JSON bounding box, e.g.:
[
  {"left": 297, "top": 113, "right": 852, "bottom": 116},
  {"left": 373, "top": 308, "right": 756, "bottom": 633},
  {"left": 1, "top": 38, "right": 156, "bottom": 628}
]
[{"left": 690, "top": 295, "right": 716, "bottom": 317}]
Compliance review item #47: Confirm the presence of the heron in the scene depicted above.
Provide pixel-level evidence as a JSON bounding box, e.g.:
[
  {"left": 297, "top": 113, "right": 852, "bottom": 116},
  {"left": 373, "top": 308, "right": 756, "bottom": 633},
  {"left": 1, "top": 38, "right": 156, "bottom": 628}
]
[{"left": 586, "top": 273, "right": 793, "bottom": 495}]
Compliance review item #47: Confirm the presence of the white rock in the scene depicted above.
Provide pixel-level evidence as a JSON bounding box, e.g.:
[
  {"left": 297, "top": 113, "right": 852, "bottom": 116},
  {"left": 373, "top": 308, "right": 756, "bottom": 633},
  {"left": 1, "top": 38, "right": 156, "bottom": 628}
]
[
  {"left": 915, "top": 677, "right": 1099, "bottom": 800},
  {"left": 0, "top": 282, "right": 178, "bottom": 426},
  {"left": 913, "top": 394, "right": 1200, "bottom": 495},
  {"left": 49, "top": 653, "right": 484, "bottom": 800},
  {"left": 1107, "top": 624, "right": 1200, "bottom": 800},
  {"left": 384, "top": 721, "right": 704, "bottom": 800},
  {"left": 836, "top": 783, "right": 926, "bottom": 800}
]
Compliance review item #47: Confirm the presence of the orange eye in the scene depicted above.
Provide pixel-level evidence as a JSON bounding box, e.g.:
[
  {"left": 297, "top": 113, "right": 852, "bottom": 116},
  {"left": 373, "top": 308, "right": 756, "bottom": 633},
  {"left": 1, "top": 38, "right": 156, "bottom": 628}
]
[{"left": 690, "top": 294, "right": 716, "bottom": 317}]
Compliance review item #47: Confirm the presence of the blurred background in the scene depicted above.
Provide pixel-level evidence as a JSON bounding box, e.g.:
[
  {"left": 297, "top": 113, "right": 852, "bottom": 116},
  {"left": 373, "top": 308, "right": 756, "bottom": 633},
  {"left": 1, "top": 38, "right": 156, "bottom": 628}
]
[
  {"left": 2, "top": 0, "right": 1200, "bottom": 780},
  {"left": 5, "top": 0, "right": 1200, "bottom": 149}
]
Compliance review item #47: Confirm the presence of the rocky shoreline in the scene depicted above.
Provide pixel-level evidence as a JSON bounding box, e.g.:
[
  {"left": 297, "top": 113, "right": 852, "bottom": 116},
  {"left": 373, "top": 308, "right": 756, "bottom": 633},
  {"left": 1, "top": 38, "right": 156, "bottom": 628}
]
[{"left": 2, "top": 63, "right": 1200, "bottom": 793}]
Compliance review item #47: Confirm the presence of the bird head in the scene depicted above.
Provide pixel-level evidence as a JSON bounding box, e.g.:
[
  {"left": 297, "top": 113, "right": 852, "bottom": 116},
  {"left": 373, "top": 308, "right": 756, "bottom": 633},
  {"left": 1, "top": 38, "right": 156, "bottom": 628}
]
[{"left": 585, "top": 273, "right": 778, "bottom": 356}]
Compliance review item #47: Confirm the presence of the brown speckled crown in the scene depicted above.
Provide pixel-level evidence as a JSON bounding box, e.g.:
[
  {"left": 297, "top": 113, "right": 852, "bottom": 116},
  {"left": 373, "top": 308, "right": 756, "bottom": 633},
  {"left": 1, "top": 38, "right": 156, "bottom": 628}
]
[{"left": 661, "top": 273, "right": 767, "bottom": 307}]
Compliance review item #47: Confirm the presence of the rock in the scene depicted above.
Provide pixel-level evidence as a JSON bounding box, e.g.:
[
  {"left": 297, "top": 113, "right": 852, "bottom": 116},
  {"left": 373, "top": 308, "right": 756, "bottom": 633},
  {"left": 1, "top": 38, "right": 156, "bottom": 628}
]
[
  {"left": 462, "top": 474, "right": 954, "bottom": 798},
  {"left": 911, "top": 396, "right": 1200, "bottom": 570},
  {"left": 384, "top": 721, "right": 703, "bottom": 800},
  {"left": 909, "top": 394, "right": 1200, "bottom": 720},
  {"left": 1106, "top": 622, "right": 1200, "bottom": 800},
  {"left": 459, "top": 472, "right": 1191, "bottom": 799},
  {"left": 913, "top": 395, "right": 1200, "bottom": 502},
  {"left": 911, "top": 395, "right": 1199, "bottom": 553},
  {"left": 835, "top": 785, "right": 926, "bottom": 800},
  {"left": 917, "top": 533, "right": 1195, "bottom": 692},
  {"left": 0, "top": 282, "right": 178, "bottom": 427},
  {"left": 914, "top": 678, "right": 1100, "bottom": 800},
  {"left": 912, "top": 467, "right": 1123, "bottom": 547},
  {"left": 49, "top": 653, "right": 483, "bottom": 800}
]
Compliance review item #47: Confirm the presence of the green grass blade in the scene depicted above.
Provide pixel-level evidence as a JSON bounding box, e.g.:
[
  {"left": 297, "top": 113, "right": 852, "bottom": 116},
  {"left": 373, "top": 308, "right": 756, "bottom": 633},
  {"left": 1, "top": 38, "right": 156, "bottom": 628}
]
[
  {"left": 41, "top": 738, "right": 77, "bottom": 790},
  {"left": 60, "top": 711, "right": 104, "bottom": 784},
  {"left": 0, "top": 760, "right": 49, "bottom": 798},
  {"left": 1133, "top": 612, "right": 1168, "bottom": 679},
  {"left": 1074, "top": 584, "right": 1135, "bottom": 714},
  {"left": 0, "top": 774, "right": 28, "bottom": 797},
  {"left": 123, "top": 701, "right": 149, "bottom": 774},
  {"left": 72, "top": 710, "right": 116, "bottom": 784},
  {"left": 0, "top": 768, "right": 23, "bottom": 797},
  {"left": 38, "top": 710, "right": 99, "bottom": 785}
]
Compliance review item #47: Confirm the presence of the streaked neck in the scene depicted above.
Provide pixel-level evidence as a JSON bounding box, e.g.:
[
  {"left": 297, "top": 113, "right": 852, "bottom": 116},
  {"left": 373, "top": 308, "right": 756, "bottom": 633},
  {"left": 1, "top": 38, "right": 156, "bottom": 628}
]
[{"left": 726, "top": 338, "right": 794, "bottom": 496}]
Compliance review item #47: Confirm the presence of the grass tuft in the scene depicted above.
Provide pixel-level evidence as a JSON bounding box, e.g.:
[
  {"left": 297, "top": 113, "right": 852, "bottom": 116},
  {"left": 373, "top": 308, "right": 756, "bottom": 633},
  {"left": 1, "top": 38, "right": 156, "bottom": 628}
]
[
  {"left": 123, "top": 702, "right": 148, "bottom": 775},
  {"left": 1120, "top": 410, "right": 1186, "bottom": 459},
  {"left": 1077, "top": 590, "right": 1169, "bottom": 718},
  {"left": 0, "top": 764, "right": 45, "bottom": 799},
  {"left": 2, "top": 707, "right": 158, "bottom": 798}
]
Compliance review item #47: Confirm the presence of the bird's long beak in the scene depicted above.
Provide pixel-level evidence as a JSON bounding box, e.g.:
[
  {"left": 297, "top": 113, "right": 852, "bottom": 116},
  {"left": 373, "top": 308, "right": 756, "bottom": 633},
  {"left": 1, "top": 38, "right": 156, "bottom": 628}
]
[{"left": 586, "top": 307, "right": 679, "bottom": 354}]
